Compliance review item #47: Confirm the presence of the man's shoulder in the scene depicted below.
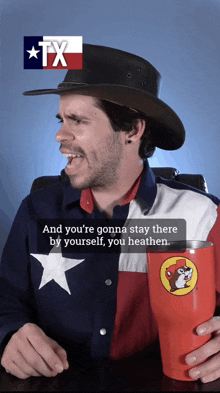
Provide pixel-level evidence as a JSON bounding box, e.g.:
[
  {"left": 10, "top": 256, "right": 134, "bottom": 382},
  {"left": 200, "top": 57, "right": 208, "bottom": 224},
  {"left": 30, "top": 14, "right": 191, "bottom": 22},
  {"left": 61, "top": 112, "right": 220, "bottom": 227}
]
[
  {"left": 29, "top": 179, "right": 70, "bottom": 199},
  {"left": 155, "top": 176, "right": 220, "bottom": 207},
  {"left": 22, "top": 180, "right": 80, "bottom": 217}
]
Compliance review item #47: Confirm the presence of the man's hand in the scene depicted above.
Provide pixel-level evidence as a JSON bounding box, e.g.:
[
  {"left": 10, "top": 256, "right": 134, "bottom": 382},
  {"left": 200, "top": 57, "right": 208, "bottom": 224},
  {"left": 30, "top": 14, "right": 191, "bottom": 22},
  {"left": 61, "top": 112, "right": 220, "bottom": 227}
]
[
  {"left": 1, "top": 323, "right": 69, "bottom": 379},
  {"left": 185, "top": 316, "right": 220, "bottom": 383}
]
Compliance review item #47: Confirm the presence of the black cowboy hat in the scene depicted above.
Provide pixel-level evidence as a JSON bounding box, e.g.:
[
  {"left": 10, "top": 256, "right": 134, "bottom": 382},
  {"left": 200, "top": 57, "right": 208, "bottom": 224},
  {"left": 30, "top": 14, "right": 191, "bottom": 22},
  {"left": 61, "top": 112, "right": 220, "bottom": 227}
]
[{"left": 23, "top": 44, "right": 185, "bottom": 150}]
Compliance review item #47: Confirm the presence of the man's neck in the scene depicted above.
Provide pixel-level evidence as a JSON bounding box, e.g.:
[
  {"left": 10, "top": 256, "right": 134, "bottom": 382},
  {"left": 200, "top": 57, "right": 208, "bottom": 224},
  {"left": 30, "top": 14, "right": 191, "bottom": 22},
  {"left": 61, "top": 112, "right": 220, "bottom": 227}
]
[{"left": 91, "top": 160, "right": 144, "bottom": 218}]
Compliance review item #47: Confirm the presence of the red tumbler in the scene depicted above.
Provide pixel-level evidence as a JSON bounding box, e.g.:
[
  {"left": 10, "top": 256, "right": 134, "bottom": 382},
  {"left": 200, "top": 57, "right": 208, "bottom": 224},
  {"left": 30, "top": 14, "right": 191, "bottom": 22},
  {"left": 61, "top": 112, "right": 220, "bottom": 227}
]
[{"left": 147, "top": 241, "right": 216, "bottom": 381}]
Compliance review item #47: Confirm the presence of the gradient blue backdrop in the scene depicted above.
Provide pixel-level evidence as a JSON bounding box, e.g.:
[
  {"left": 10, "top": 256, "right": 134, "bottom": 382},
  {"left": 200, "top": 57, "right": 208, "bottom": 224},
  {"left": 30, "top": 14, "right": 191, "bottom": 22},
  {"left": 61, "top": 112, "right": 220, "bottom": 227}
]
[{"left": 1, "top": 0, "right": 220, "bottom": 256}]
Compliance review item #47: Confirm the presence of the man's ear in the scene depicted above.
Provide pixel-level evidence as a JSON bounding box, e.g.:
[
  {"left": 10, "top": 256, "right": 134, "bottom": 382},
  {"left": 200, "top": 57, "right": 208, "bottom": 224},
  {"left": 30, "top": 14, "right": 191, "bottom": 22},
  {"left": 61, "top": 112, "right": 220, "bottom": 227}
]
[{"left": 126, "top": 119, "right": 145, "bottom": 144}]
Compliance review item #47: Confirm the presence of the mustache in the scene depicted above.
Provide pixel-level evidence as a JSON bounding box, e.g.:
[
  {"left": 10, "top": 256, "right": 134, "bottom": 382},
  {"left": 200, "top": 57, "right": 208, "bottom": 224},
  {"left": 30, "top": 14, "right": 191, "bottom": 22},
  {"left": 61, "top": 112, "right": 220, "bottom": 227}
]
[{"left": 59, "top": 144, "right": 85, "bottom": 156}]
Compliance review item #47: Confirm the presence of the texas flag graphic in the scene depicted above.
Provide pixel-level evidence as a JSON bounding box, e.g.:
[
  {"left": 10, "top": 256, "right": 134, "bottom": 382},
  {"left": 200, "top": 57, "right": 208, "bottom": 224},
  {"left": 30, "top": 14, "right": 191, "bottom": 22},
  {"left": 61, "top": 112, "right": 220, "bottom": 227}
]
[{"left": 24, "top": 36, "right": 83, "bottom": 69}]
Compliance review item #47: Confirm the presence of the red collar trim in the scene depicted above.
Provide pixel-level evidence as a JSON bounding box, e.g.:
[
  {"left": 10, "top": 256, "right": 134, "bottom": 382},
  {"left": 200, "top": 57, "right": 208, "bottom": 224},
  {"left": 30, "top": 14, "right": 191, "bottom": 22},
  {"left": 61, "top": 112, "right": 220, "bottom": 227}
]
[
  {"left": 80, "top": 173, "right": 142, "bottom": 214},
  {"left": 120, "top": 173, "right": 142, "bottom": 206},
  {"left": 80, "top": 188, "right": 95, "bottom": 214}
]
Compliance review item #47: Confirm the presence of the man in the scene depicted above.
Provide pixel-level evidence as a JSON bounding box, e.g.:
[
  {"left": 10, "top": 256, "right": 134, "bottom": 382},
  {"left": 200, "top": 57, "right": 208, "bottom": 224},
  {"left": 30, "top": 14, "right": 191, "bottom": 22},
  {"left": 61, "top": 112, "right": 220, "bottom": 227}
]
[{"left": 1, "top": 44, "right": 220, "bottom": 383}]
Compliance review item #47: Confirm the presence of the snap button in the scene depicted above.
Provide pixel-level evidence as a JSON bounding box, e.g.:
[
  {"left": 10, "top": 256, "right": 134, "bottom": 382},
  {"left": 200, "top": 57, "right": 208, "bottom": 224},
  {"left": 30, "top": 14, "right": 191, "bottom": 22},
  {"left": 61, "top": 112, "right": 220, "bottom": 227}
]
[
  {"left": 100, "top": 328, "right": 107, "bottom": 335},
  {"left": 105, "top": 279, "right": 112, "bottom": 286}
]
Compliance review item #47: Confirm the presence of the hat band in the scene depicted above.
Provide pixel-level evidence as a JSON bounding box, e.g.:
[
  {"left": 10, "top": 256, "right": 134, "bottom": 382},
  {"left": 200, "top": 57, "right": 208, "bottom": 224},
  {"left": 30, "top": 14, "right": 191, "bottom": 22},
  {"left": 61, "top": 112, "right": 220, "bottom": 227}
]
[{"left": 58, "top": 82, "right": 87, "bottom": 89}]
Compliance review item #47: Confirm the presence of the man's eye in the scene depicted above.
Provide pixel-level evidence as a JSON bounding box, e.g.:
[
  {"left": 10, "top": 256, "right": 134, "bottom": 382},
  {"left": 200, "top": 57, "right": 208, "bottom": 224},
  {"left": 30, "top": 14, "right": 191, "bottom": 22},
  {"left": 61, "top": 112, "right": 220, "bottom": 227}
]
[
  {"left": 73, "top": 118, "right": 81, "bottom": 124},
  {"left": 57, "top": 118, "right": 83, "bottom": 124}
]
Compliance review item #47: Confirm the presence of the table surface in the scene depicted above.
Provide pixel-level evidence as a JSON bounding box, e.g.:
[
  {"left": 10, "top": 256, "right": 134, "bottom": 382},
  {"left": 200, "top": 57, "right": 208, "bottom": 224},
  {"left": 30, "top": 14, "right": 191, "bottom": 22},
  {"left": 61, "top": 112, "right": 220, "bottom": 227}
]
[{"left": 1, "top": 341, "right": 220, "bottom": 392}]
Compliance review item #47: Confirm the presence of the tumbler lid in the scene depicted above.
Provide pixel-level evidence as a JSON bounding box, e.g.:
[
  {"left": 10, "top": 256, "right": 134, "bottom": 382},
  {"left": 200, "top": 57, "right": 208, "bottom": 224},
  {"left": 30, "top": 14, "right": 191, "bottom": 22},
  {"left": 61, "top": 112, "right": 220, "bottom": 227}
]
[{"left": 146, "top": 240, "right": 213, "bottom": 252}]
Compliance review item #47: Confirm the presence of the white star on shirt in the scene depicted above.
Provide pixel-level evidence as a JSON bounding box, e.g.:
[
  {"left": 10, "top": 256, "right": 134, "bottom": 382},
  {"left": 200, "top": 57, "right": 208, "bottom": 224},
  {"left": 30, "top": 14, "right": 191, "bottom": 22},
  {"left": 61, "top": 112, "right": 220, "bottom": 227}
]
[
  {"left": 26, "top": 46, "right": 40, "bottom": 59},
  {"left": 30, "top": 242, "right": 85, "bottom": 295}
]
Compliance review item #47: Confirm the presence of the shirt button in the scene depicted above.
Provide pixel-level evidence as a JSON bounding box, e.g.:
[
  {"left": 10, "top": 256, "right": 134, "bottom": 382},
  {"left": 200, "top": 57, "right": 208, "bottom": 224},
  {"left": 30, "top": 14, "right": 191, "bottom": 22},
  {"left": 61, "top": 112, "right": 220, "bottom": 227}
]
[
  {"left": 100, "top": 328, "right": 107, "bottom": 335},
  {"left": 110, "top": 233, "right": 116, "bottom": 238},
  {"left": 105, "top": 279, "right": 112, "bottom": 286}
]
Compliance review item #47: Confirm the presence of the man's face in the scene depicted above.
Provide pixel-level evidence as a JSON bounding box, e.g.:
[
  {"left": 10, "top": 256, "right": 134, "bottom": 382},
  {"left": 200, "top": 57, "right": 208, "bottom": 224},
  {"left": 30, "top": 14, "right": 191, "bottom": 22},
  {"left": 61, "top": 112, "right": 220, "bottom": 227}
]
[{"left": 55, "top": 94, "right": 124, "bottom": 190}]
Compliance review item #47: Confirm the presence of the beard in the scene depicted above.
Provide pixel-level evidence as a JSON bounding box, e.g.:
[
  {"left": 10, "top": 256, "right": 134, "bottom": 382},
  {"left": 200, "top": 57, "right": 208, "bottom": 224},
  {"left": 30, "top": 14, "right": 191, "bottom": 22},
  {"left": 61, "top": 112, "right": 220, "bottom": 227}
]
[{"left": 64, "top": 132, "right": 123, "bottom": 191}]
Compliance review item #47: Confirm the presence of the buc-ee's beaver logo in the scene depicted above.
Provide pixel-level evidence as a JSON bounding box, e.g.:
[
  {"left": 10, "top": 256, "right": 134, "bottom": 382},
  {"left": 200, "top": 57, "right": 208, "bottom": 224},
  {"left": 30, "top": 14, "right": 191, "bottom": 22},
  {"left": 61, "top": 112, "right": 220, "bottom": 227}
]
[{"left": 160, "top": 257, "right": 198, "bottom": 295}]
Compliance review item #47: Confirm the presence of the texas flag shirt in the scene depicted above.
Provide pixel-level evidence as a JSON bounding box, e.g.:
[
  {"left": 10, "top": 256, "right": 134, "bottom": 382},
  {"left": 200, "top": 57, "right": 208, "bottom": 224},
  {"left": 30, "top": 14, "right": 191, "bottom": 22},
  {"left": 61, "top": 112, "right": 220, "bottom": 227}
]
[
  {"left": 24, "top": 36, "right": 83, "bottom": 69},
  {"left": 0, "top": 161, "right": 220, "bottom": 360}
]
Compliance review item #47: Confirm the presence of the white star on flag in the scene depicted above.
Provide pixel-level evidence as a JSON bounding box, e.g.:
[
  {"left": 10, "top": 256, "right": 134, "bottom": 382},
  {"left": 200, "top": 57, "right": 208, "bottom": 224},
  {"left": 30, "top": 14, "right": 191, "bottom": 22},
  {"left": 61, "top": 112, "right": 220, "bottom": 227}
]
[
  {"left": 30, "top": 241, "right": 85, "bottom": 295},
  {"left": 26, "top": 46, "right": 40, "bottom": 59}
]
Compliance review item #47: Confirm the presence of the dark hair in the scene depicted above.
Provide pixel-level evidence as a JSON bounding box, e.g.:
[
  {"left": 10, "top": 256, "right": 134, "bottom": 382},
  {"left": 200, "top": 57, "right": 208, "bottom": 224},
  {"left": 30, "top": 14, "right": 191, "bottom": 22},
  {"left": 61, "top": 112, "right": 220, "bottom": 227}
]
[{"left": 97, "top": 99, "right": 156, "bottom": 159}]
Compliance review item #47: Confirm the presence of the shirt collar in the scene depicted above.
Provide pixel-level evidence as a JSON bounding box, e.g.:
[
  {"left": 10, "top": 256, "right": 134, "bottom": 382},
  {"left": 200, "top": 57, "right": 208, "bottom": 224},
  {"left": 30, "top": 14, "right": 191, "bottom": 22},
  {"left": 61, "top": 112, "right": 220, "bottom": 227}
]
[
  {"left": 80, "top": 171, "right": 143, "bottom": 214},
  {"left": 80, "top": 188, "right": 95, "bottom": 214},
  {"left": 63, "top": 186, "right": 81, "bottom": 208},
  {"left": 63, "top": 160, "right": 157, "bottom": 213}
]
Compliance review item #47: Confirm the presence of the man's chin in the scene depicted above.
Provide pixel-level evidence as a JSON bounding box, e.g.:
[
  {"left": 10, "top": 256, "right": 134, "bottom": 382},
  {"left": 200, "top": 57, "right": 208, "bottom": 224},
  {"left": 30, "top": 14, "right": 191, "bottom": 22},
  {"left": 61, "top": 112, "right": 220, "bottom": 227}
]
[
  {"left": 66, "top": 173, "right": 91, "bottom": 190},
  {"left": 66, "top": 170, "right": 110, "bottom": 191},
  {"left": 69, "top": 180, "right": 89, "bottom": 191}
]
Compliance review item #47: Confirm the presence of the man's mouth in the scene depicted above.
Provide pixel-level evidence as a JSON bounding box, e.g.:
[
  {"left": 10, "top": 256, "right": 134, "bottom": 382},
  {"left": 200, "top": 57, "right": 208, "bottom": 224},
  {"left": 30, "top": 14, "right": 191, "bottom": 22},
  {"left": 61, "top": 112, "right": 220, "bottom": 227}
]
[{"left": 62, "top": 153, "right": 84, "bottom": 170}]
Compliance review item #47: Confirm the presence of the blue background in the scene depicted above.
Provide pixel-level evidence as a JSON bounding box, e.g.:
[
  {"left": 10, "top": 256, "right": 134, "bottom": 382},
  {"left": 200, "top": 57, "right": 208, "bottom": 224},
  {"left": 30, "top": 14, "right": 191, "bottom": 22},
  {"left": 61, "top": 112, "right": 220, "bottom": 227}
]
[{"left": 1, "top": 0, "right": 220, "bottom": 256}]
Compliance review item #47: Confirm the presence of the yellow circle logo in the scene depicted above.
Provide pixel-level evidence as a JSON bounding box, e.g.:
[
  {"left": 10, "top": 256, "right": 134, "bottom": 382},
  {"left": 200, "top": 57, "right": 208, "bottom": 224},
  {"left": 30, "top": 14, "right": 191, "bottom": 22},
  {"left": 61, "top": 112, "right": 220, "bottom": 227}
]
[{"left": 160, "top": 257, "right": 198, "bottom": 296}]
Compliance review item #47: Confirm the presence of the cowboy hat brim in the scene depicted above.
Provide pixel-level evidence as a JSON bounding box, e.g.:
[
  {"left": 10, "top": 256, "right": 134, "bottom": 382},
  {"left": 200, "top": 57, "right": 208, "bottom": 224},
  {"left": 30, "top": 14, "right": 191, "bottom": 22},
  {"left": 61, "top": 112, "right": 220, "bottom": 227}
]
[{"left": 23, "top": 83, "right": 185, "bottom": 150}]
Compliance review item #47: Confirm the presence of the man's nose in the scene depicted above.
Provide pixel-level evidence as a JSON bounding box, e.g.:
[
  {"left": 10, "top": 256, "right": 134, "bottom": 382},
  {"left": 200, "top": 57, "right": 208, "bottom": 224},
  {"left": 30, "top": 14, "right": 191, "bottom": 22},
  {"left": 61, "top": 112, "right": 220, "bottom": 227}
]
[{"left": 55, "top": 124, "right": 75, "bottom": 143}]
